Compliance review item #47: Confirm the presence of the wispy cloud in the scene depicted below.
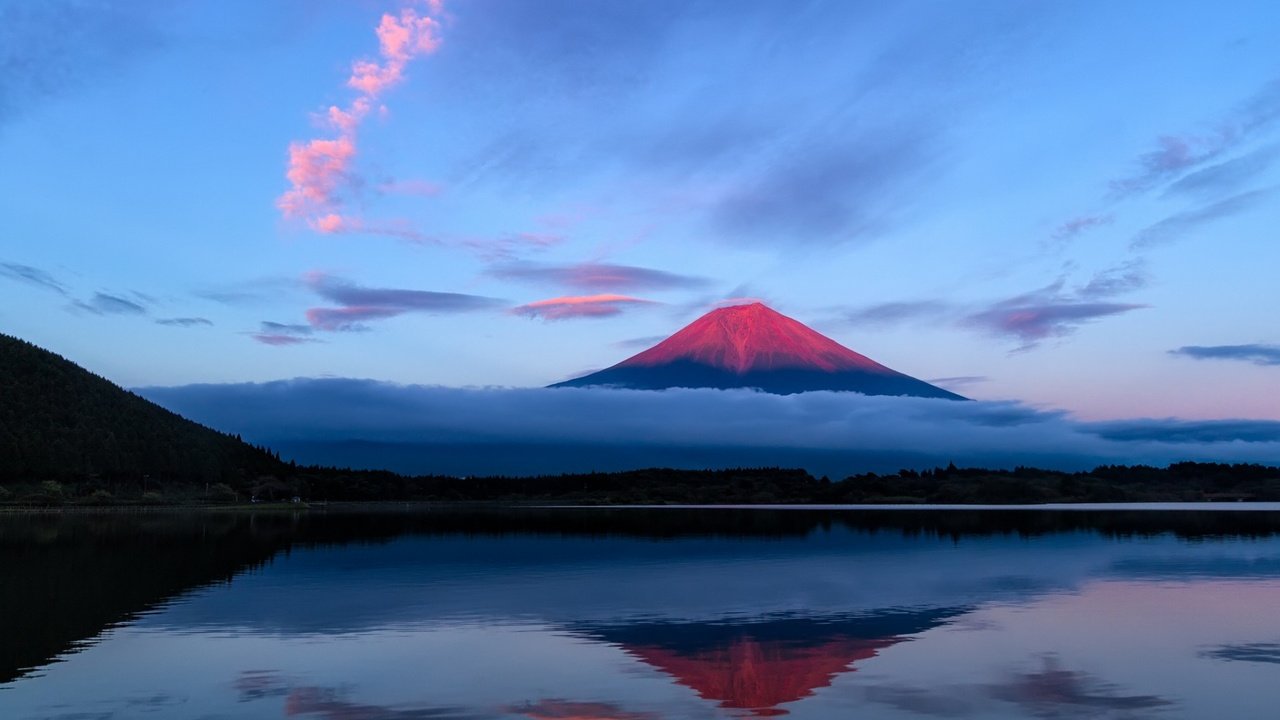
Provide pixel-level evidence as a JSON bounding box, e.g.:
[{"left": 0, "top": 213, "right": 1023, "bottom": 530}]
[
  {"left": 305, "top": 272, "right": 504, "bottom": 331},
  {"left": 512, "top": 294, "right": 656, "bottom": 321},
  {"left": 489, "top": 261, "right": 708, "bottom": 292},
  {"left": 1111, "top": 78, "right": 1280, "bottom": 197},
  {"left": 0, "top": 262, "right": 67, "bottom": 295},
  {"left": 845, "top": 300, "right": 953, "bottom": 327},
  {"left": 73, "top": 292, "right": 148, "bottom": 316},
  {"left": 967, "top": 281, "right": 1146, "bottom": 349},
  {"left": 1170, "top": 344, "right": 1280, "bottom": 367},
  {"left": 1051, "top": 215, "right": 1113, "bottom": 243},
  {"left": 277, "top": 2, "right": 445, "bottom": 236},
  {"left": 1078, "top": 259, "right": 1148, "bottom": 299},
  {"left": 250, "top": 321, "right": 317, "bottom": 347},
  {"left": 1162, "top": 145, "right": 1279, "bottom": 199},
  {"left": 711, "top": 124, "right": 935, "bottom": 244},
  {"left": 0, "top": 2, "right": 166, "bottom": 126},
  {"left": 156, "top": 317, "right": 212, "bottom": 328},
  {"left": 929, "top": 376, "right": 990, "bottom": 391},
  {"left": 1131, "top": 188, "right": 1271, "bottom": 249}
]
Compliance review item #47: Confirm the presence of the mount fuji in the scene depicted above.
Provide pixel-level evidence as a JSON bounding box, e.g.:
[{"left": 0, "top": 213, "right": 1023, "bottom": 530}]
[{"left": 551, "top": 302, "right": 964, "bottom": 399}]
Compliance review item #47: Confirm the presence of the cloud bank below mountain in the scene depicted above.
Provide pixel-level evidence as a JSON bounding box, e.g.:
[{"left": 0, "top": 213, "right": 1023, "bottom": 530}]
[{"left": 136, "top": 380, "right": 1280, "bottom": 477}]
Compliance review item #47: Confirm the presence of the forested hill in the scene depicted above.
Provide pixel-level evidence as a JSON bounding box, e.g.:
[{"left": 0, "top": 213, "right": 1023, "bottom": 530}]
[{"left": 0, "top": 333, "right": 281, "bottom": 486}]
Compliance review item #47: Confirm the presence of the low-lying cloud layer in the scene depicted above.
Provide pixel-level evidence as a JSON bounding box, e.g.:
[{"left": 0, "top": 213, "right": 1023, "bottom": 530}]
[{"left": 137, "top": 380, "right": 1280, "bottom": 477}]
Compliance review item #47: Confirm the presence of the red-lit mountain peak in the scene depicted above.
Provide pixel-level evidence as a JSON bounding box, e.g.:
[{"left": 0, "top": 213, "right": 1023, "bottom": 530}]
[{"left": 618, "top": 303, "right": 891, "bottom": 375}]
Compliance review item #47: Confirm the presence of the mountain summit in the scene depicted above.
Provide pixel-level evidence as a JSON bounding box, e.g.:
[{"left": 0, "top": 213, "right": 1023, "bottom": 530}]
[{"left": 551, "top": 303, "right": 965, "bottom": 399}]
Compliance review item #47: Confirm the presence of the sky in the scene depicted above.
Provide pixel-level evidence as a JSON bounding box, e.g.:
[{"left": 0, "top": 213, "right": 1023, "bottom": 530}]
[{"left": 3, "top": 1, "right": 1280, "bottom": 472}]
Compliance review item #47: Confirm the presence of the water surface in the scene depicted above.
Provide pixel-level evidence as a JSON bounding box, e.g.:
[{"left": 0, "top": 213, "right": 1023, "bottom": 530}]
[{"left": 3, "top": 508, "right": 1279, "bottom": 718}]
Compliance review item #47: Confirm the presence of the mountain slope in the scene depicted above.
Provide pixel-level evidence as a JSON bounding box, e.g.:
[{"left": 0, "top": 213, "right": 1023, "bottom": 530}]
[
  {"left": 0, "top": 333, "right": 281, "bottom": 484},
  {"left": 552, "top": 303, "right": 964, "bottom": 399}
]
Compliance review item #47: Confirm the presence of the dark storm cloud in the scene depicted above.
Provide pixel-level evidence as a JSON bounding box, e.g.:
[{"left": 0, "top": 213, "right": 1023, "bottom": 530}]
[
  {"left": 0, "top": 262, "right": 68, "bottom": 295},
  {"left": 73, "top": 292, "right": 148, "bottom": 316},
  {"left": 155, "top": 317, "right": 212, "bottom": 327},
  {"left": 0, "top": 1, "right": 168, "bottom": 125},
  {"left": 1131, "top": 188, "right": 1271, "bottom": 249},
  {"left": 1169, "top": 343, "right": 1280, "bottom": 367},
  {"left": 135, "top": 380, "right": 1280, "bottom": 477},
  {"left": 489, "top": 261, "right": 708, "bottom": 293}
]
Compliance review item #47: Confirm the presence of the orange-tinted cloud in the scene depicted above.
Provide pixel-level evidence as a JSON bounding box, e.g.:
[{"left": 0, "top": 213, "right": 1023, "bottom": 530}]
[
  {"left": 512, "top": 294, "right": 656, "bottom": 321},
  {"left": 278, "top": 2, "right": 445, "bottom": 235}
]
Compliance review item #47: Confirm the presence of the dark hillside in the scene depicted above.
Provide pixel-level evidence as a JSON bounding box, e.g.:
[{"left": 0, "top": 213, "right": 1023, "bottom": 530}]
[{"left": 0, "top": 333, "right": 281, "bottom": 488}]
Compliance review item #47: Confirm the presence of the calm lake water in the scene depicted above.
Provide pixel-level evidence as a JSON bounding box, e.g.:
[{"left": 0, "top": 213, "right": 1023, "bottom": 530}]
[{"left": 3, "top": 508, "right": 1280, "bottom": 719}]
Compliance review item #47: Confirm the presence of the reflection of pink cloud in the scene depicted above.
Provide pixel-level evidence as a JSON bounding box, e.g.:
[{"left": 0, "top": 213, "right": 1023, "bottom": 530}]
[
  {"left": 513, "top": 294, "right": 656, "bottom": 321},
  {"left": 278, "top": 3, "right": 445, "bottom": 235}
]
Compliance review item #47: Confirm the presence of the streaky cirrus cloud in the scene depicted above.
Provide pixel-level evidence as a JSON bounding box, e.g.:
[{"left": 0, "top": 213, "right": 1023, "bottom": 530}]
[
  {"left": 1169, "top": 344, "right": 1280, "bottom": 367},
  {"left": 1130, "top": 188, "right": 1272, "bottom": 249},
  {"left": 1051, "top": 215, "right": 1113, "bottom": 243},
  {"left": 1110, "top": 78, "right": 1280, "bottom": 197},
  {"left": 277, "top": 2, "right": 444, "bottom": 235},
  {"left": 73, "top": 292, "right": 148, "bottom": 316},
  {"left": 1162, "top": 144, "right": 1280, "bottom": 199},
  {"left": 304, "top": 272, "right": 504, "bottom": 331},
  {"left": 844, "top": 263, "right": 1148, "bottom": 348},
  {"left": 845, "top": 300, "right": 953, "bottom": 327},
  {"left": 711, "top": 124, "right": 936, "bottom": 244},
  {"left": 967, "top": 297, "right": 1146, "bottom": 349},
  {"left": 155, "top": 317, "right": 212, "bottom": 327},
  {"left": 488, "top": 261, "right": 709, "bottom": 292},
  {"left": 512, "top": 294, "right": 656, "bottom": 321},
  {"left": 135, "top": 380, "right": 1280, "bottom": 478},
  {"left": 462, "top": 232, "right": 565, "bottom": 262},
  {"left": 0, "top": 262, "right": 68, "bottom": 295}
]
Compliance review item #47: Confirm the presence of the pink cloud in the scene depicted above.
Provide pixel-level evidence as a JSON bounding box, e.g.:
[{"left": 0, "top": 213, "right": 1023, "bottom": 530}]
[
  {"left": 278, "top": 3, "right": 445, "bottom": 234},
  {"left": 512, "top": 294, "right": 657, "bottom": 321},
  {"left": 306, "top": 306, "right": 399, "bottom": 331}
]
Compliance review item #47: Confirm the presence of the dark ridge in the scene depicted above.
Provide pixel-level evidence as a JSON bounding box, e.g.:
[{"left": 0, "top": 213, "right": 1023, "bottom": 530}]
[{"left": 0, "top": 333, "right": 282, "bottom": 487}]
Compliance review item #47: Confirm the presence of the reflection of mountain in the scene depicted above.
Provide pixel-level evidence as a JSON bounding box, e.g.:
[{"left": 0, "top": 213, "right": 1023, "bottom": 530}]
[{"left": 584, "top": 610, "right": 960, "bottom": 716}]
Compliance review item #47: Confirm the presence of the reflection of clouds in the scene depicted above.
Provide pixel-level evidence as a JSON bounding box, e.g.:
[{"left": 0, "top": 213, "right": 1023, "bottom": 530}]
[
  {"left": 1199, "top": 642, "right": 1280, "bottom": 665},
  {"left": 864, "top": 684, "right": 979, "bottom": 717},
  {"left": 987, "top": 655, "right": 1172, "bottom": 717},
  {"left": 508, "top": 699, "right": 656, "bottom": 720},
  {"left": 862, "top": 655, "right": 1174, "bottom": 718},
  {"left": 233, "top": 672, "right": 491, "bottom": 720},
  {"left": 236, "top": 670, "right": 291, "bottom": 701}
]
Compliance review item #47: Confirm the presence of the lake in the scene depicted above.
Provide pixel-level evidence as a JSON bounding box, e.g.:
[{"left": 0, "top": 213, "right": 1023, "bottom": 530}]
[{"left": 3, "top": 507, "right": 1280, "bottom": 718}]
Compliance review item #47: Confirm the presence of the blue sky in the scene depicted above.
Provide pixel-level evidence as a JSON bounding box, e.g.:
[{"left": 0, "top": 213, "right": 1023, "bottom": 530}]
[{"left": 3, "top": 0, "right": 1279, "bottom": 424}]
